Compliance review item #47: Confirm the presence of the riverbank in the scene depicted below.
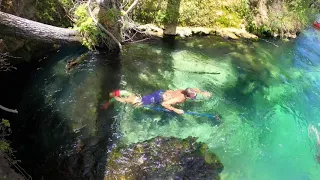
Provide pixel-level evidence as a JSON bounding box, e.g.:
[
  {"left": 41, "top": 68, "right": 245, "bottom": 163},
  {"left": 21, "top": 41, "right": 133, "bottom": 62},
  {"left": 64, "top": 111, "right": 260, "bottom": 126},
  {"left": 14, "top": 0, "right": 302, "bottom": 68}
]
[
  {"left": 132, "top": 0, "right": 317, "bottom": 40},
  {"left": 137, "top": 24, "right": 258, "bottom": 40}
]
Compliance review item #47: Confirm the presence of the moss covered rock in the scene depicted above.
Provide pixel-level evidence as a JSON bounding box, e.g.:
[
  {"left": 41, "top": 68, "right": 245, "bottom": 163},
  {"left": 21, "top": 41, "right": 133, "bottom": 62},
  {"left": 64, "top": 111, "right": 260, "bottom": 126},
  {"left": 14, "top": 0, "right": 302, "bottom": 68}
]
[{"left": 105, "top": 136, "right": 223, "bottom": 180}]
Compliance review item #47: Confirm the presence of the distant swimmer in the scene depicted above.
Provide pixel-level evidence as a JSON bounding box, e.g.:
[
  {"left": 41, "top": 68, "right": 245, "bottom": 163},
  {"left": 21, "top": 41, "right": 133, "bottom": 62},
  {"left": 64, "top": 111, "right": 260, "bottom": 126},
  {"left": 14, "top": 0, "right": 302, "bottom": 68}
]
[{"left": 101, "top": 88, "right": 211, "bottom": 114}]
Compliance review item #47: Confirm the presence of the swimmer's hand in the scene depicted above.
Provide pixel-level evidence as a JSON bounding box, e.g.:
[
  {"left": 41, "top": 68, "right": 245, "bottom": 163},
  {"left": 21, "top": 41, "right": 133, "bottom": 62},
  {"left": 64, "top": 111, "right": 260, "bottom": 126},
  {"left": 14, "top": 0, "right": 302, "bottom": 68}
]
[
  {"left": 202, "top": 91, "right": 211, "bottom": 98},
  {"left": 100, "top": 101, "right": 110, "bottom": 109},
  {"left": 175, "top": 109, "right": 184, "bottom": 114}
]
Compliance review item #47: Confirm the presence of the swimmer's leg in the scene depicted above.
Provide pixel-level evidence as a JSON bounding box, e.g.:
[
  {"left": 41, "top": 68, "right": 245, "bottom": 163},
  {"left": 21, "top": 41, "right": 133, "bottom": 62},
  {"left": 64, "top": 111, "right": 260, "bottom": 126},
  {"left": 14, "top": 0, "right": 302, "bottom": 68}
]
[
  {"left": 109, "top": 90, "right": 132, "bottom": 98},
  {"left": 101, "top": 90, "right": 135, "bottom": 109}
]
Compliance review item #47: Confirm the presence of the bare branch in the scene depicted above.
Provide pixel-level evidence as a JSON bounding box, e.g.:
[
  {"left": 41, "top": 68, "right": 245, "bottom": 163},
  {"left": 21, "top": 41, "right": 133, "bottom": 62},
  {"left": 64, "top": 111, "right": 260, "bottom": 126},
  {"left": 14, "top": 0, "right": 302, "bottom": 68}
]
[
  {"left": 126, "top": 37, "right": 150, "bottom": 44},
  {"left": 125, "top": 0, "right": 139, "bottom": 14},
  {"left": 124, "top": 31, "right": 138, "bottom": 42},
  {"left": 0, "top": 104, "right": 18, "bottom": 114},
  {"left": 86, "top": 0, "right": 122, "bottom": 50},
  {"left": 121, "top": 0, "right": 129, "bottom": 9}
]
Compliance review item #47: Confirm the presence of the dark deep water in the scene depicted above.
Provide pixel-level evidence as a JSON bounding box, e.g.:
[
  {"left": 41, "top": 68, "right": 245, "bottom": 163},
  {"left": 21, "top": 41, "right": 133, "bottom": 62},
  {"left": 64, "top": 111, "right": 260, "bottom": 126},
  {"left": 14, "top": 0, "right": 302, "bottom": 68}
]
[{"left": 2, "top": 27, "right": 320, "bottom": 180}]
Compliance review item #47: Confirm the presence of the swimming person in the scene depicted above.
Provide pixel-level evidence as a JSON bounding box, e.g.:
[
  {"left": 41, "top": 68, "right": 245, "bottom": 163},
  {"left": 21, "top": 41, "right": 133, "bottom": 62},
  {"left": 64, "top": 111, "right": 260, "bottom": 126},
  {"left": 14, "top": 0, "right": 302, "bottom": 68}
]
[{"left": 101, "top": 88, "right": 211, "bottom": 114}]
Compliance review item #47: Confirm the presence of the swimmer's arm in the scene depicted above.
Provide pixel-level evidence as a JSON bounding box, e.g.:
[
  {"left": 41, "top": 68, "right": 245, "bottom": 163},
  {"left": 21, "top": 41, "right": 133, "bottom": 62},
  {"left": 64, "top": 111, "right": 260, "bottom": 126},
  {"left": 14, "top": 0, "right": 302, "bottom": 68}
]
[
  {"left": 193, "top": 88, "right": 211, "bottom": 98},
  {"left": 114, "top": 96, "right": 126, "bottom": 103},
  {"left": 114, "top": 96, "right": 133, "bottom": 103},
  {"left": 161, "top": 100, "right": 184, "bottom": 114}
]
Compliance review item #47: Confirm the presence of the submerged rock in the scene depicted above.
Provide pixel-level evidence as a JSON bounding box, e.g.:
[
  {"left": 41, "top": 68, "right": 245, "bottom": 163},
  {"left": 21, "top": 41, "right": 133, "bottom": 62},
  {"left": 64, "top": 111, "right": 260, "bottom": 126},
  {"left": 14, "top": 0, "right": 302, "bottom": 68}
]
[{"left": 105, "top": 136, "right": 223, "bottom": 180}]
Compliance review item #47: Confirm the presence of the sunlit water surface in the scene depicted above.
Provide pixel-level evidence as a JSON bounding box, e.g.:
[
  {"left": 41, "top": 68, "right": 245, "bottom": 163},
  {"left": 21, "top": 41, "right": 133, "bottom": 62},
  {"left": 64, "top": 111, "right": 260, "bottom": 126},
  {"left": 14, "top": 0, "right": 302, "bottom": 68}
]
[{"left": 15, "top": 27, "right": 320, "bottom": 179}]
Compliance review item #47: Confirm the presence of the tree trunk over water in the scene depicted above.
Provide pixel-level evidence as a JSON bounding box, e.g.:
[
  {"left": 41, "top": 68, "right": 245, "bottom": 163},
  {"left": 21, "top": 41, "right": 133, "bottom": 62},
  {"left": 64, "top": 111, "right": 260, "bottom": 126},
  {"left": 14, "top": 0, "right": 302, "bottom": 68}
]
[
  {"left": 0, "top": 11, "right": 81, "bottom": 44},
  {"left": 97, "top": 0, "right": 123, "bottom": 43}
]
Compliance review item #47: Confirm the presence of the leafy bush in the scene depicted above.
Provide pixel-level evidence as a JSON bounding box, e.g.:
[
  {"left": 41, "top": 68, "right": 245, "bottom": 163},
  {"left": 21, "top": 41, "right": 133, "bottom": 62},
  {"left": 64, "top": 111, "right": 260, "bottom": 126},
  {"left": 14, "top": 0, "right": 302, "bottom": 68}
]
[
  {"left": 73, "top": 4, "right": 103, "bottom": 49},
  {"left": 132, "top": 0, "right": 316, "bottom": 37},
  {"left": 132, "top": 0, "right": 249, "bottom": 28},
  {"left": 0, "top": 119, "right": 12, "bottom": 153},
  {"left": 58, "top": 0, "right": 74, "bottom": 11},
  {"left": 36, "top": 0, "right": 71, "bottom": 27},
  {"left": 246, "top": 0, "right": 317, "bottom": 37}
]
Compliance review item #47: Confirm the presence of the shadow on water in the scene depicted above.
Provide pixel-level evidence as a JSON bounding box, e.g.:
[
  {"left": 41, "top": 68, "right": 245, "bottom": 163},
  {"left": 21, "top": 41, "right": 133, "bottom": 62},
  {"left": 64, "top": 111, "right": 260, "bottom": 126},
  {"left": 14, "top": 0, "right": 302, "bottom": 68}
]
[
  {"left": 179, "top": 37, "right": 289, "bottom": 105},
  {"left": 6, "top": 46, "right": 123, "bottom": 180},
  {"left": 3, "top": 36, "right": 179, "bottom": 179},
  {"left": 7, "top": 45, "right": 85, "bottom": 179},
  {"left": 119, "top": 37, "right": 178, "bottom": 125}
]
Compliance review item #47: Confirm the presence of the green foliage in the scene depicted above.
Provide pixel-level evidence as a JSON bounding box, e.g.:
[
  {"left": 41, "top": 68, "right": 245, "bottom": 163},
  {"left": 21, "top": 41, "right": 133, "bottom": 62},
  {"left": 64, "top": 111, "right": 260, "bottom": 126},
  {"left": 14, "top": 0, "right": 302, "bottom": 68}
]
[
  {"left": 58, "top": 0, "right": 74, "bottom": 11},
  {"left": 36, "top": 0, "right": 71, "bottom": 27},
  {"left": 132, "top": 0, "right": 316, "bottom": 37},
  {"left": 2, "top": 119, "right": 10, "bottom": 127},
  {"left": 0, "top": 119, "right": 12, "bottom": 153},
  {"left": 132, "top": 0, "right": 248, "bottom": 28},
  {"left": 246, "top": 0, "right": 317, "bottom": 37},
  {"left": 105, "top": 8, "right": 120, "bottom": 23},
  {"left": 73, "top": 4, "right": 103, "bottom": 49},
  {"left": 97, "top": 7, "right": 121, "bottom": 30}
]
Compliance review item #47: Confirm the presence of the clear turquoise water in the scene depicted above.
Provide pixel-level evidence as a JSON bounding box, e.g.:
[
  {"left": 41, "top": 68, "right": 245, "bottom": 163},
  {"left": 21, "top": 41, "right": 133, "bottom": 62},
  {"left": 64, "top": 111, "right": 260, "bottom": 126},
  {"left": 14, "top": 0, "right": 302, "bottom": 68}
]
[
  {"left": 15, "top": 27, "right": 320, "bottom": 179},
  {"left": 116, "top": 29, "right": 320, "bottom": 180}
]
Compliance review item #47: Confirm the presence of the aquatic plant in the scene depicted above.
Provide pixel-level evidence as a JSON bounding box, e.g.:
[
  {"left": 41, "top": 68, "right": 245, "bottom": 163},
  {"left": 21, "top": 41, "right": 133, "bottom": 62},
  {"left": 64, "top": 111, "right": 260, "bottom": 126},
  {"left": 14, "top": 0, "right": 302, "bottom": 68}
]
[{"left": 105, "top": 136, "right": 223, "bottom": 179}]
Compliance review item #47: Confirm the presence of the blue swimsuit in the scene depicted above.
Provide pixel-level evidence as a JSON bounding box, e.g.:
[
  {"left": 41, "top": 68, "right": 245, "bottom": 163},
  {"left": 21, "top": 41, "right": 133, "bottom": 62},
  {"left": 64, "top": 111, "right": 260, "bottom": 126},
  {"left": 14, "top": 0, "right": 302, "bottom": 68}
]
[{"left": 141, "top": 90, "right": 165, "bottom": 105}]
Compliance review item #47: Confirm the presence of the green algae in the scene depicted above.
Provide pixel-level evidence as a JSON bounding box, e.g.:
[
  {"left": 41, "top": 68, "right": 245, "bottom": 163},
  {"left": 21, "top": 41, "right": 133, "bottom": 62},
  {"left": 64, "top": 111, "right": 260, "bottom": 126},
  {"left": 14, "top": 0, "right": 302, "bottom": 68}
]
[{"left": 105, "top": 136, "right": 223, "bottom": 179}]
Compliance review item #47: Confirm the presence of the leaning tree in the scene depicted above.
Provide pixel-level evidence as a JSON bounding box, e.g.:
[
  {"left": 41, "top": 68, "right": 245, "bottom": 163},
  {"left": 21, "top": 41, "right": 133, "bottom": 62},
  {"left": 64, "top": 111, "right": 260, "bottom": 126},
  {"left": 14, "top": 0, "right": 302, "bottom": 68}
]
[
  {"left": 0, "top": 0, "right": 140, "bottom": 114},
  {"left": 0, "top": 0, "right": 141, "bottom": 51}
]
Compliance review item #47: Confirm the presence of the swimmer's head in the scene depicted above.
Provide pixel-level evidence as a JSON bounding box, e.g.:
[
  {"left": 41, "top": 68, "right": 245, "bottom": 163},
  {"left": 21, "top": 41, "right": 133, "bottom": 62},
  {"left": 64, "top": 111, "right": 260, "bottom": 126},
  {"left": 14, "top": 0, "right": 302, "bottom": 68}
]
[{"left": 184, "top": 88, "right": 197, "bottom": 99}]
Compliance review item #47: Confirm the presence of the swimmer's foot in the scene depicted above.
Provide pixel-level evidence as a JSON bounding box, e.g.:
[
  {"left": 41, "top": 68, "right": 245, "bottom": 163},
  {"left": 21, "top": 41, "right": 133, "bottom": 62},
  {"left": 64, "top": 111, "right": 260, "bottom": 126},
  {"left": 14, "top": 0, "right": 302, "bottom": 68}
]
[{"left": 100, "top": 101, "right": 110, "bottom": 110}]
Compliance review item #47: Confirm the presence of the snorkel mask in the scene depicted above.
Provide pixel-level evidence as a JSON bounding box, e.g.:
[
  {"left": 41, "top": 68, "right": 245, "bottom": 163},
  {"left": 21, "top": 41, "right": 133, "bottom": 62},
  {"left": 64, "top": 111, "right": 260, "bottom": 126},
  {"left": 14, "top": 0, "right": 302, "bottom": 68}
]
[{"left": 185, "top": 88, "right": 197, "bottom": 99}]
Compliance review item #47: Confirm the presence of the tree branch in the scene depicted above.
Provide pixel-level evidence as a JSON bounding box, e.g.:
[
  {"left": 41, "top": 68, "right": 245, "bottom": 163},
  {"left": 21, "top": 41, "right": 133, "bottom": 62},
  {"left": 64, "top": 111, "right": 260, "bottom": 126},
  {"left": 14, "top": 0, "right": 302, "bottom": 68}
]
[
  {"left": 0, "top": 104, "right": 18, "bottom": 114},
  {"left": 121, "top": 0, "right": 129, "bottom": 9},
  {"left": 86, "top": 0, "right": 122, "bottom": 50},
  {"left": 125, "top": 0, "right": 139, "bottom": 14}
]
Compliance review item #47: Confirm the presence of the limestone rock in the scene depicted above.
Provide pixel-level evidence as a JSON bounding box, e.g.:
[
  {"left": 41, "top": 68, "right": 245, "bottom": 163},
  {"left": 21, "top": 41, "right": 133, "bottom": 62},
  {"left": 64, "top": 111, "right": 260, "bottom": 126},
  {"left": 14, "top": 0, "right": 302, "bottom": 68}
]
[
  {"left": 176, "top": 27, "right": 192, "bottom": 37},
  {"left": 191, "top": 27, "right": 215, "bottom": 35},
  {"left": 137, "top": 24, "right": 164, "bottom": 38},
  {"left": 105, "top": 136, "right": 224, "bottom": 180},
  {"left": 215, "top": 28, "right": 258, "bottom": 40}
]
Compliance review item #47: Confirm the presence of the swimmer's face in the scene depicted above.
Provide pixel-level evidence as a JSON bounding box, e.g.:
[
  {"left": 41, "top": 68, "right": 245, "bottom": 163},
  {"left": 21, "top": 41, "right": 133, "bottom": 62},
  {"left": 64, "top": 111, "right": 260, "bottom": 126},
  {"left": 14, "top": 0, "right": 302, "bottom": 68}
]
[{"left": 185, "top": 88, "right": 197, "bottom": 99}]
